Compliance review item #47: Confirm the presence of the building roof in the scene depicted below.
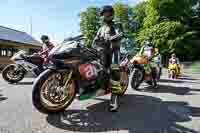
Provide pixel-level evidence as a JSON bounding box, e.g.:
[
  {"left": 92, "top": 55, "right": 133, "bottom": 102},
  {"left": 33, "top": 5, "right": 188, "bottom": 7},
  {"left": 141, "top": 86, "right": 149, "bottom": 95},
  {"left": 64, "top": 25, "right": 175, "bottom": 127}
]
[{"left": 0, "top": 26, "right": 42, "bottom": 47}]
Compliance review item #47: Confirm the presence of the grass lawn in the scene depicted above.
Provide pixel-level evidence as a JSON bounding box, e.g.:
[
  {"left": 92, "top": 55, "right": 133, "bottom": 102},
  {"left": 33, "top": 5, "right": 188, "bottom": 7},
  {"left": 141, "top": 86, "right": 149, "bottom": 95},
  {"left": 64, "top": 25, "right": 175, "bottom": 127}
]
[{"left": 186, "top": 62, "right": 200, "bottom": 73}]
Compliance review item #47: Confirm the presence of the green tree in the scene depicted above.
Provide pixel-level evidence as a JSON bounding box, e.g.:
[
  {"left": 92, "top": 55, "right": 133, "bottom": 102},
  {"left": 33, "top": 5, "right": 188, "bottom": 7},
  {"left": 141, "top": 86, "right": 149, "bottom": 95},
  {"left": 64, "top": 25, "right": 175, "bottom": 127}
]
[
  {"left": 143, "top": 0, "right": 196, "bottom": 28},
  {"left": 143, "top": 0, "right": 160, "bottom": 28},
  {"left": 136, "top": 0, "right": 200, "bottom": 61},
  {"left": 113, "top": 2, "right": 136, "bottom": 51},
  {"left": 132, "top": 1, "right": 148, "bottom": 28},
  {"left": 79, "top": 6, "right": 101, "bottom": 47},
  {"left": 137, "top": 21, "right": 186, "bottom": 53}
]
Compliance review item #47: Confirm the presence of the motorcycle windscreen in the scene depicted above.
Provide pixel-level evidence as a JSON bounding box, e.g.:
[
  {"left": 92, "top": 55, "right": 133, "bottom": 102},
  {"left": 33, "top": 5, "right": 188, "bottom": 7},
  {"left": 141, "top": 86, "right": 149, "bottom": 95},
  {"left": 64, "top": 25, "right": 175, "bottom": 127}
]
[
  {"left": 11, "top": 50, "right": 27, "bottom": 60},
  {"left": 49, "top": 41, "right": 78, "bottom": 56}
]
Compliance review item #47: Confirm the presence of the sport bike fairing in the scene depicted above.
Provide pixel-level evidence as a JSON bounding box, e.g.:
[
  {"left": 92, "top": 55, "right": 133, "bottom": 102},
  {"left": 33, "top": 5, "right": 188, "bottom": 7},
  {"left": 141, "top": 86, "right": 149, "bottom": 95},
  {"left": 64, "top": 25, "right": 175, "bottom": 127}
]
[
  {"left": 49, "top": 41, "right": 79, "bottom": 57},
  {"left": 11, "top": 50, "right": 27, "bottom": 60},
  {"left": 11, "top": 50, "right": 40, "bottom": 71},
  {"left": 47, "top": 40, "right": 104, "bottom": 100},
  {"left": 48, "top": 38, "right": 128, "bottom": 101}
]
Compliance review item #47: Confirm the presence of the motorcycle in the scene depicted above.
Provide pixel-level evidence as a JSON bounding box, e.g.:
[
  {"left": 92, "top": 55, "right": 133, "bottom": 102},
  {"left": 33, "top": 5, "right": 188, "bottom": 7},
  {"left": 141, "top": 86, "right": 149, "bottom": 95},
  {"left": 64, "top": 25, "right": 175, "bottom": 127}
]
[
  {"left": 2, "top": 50, "right": 44, "bottom": 84},
  {"left": 129, "top": 55, "right": 158, "bottom": 91},
  {"left": 32, "top": 35, "right": 129, "bottom": 113}
]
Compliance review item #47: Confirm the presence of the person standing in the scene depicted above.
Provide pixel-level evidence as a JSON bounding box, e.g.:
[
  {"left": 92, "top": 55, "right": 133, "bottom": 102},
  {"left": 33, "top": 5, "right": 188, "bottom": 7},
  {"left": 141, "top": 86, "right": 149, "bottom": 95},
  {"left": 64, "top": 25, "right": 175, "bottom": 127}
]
[{"left": 93, "top": 5, "right": 123, "bottom": 112}]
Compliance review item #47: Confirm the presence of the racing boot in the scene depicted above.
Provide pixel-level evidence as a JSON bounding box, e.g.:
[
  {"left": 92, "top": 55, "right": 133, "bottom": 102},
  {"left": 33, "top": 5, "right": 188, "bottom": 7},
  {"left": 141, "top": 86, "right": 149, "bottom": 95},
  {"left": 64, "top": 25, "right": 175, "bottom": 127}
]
[
  {"left": 152, "top": 67, "right": 158, "bottom": 89},
  {"left": 109, "top": 94, "right": 119, "bottom": 112},
  {"left": 109, "top": 79, "right": 121, "bottom": 112}
]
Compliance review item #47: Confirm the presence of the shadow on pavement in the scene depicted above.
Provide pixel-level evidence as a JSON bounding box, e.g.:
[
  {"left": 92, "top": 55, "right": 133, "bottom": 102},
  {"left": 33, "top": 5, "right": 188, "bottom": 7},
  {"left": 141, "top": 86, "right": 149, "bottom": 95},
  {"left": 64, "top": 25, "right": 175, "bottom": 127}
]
[
  {"left": 0, "top": 94, "right": 8, "bottom": 102},
  {"left": 46, "top": 94, "right": 199, "bottom": 133},
  {"left": 159, "top": 79, "right": 185, "bottom": 83},
  {"left": 15, "top": 82, "right": 33, "bottom": 85},
  {"left": 178, "top": 74, "right": 198, "bottom": 81},
  {"left": 142, "top": 84, "right": 193, "bottom": 95},
  {"left": 159, "top": 73, "right": 199, "bottom": 83},
  {"left": 178, "top": 77, "right": 198, "bottom": 81}
]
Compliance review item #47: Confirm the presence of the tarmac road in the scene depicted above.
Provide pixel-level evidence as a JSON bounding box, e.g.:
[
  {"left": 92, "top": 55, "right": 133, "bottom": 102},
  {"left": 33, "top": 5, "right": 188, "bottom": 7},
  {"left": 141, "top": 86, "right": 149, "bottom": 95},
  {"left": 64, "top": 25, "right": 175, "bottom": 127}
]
[{"left": 0, "top": 71, "right": 200, "bottom": 133}]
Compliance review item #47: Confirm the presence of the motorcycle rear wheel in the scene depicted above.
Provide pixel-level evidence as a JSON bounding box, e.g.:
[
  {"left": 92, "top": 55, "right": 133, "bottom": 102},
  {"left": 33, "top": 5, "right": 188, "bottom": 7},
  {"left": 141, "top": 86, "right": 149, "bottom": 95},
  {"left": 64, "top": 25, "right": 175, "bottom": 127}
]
[
  {"left": 2, "top": 64, "right": 26, "bottom": 84},
  {"left": 32, "top": 69, "right": 76, "bottom": 114}
]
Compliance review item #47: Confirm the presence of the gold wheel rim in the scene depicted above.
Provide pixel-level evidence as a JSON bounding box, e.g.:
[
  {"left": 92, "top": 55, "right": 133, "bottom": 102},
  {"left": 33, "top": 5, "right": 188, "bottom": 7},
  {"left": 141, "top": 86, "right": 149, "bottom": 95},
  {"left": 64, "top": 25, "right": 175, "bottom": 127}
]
[{"left": 40, "top": 72, "right": 75, "bottom": 111}]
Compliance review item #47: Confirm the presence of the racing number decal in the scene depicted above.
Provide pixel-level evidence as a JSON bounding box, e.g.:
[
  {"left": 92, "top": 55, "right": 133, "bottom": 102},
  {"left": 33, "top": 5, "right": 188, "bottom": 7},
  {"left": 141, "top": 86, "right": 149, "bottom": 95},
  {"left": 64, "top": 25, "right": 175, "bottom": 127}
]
[
  {"left": 79, "top": 64, "right": 97, "bottom": 80},
  {"left": 85, "top": 65, "right": 97, "bottom": 79}
]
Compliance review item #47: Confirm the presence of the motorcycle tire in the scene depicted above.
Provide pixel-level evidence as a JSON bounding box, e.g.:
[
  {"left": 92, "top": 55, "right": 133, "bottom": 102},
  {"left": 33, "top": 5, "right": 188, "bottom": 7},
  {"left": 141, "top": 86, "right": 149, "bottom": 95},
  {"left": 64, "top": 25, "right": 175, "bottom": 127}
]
[
  {"left": 172, "top": 70, "right": 176, "bottom": 79},
  {"left": 2, "top": 64, "right": 26, "bottom": 84},
  {"left": 146, "top": 80, "right": 153, "bottom": 86},
  {"left": 32, "top": 69, "right": 76, "bottom": 114},
  {"left": 130, "top": 68, "right": 144, "bottom": 91}
]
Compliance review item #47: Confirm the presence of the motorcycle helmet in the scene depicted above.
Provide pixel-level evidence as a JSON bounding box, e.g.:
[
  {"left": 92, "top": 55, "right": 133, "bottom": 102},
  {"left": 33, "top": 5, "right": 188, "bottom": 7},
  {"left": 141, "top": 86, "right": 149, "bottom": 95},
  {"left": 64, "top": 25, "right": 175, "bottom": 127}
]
[
  {"left": 144, "top": 36, "right": 151, "bottom": 46},
  {"left": 100, "top": 5, "right": 114, "bottom": 22},
  {"left": 171, "top": 53, "right": 176, "bottom": 58},
  {"left": 41, "top": 35, "right": 49, "bottom": 43}
]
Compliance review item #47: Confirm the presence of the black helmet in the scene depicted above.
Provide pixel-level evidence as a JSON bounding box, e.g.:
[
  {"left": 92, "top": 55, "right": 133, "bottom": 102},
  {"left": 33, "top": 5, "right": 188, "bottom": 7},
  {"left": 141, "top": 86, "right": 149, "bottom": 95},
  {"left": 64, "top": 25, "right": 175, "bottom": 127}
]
[
  {"left": 41, "top": 35, "right": 49, "bottom": 41},
  {"left": 144, "top": 36, "right": 152, "bottom": 41},
  {"left": 100, "top": 5, "right": 114, "bottom": 16}
]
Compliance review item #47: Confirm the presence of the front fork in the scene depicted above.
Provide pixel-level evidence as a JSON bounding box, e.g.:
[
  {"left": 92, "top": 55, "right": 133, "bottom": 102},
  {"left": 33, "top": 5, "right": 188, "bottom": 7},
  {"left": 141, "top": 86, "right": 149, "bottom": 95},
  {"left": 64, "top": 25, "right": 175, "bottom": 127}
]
[
  {"left": 14, "top": 64, "right": 20, "bottom": 71},
  {"left": 14, "top": 64, "right": 25, "bottom": 74},
  {"left": 63, "top": 70, "right": 73, "bottom": 87},
  {"left": 53, "top": 70, "right": 73, "bottom": 98}
]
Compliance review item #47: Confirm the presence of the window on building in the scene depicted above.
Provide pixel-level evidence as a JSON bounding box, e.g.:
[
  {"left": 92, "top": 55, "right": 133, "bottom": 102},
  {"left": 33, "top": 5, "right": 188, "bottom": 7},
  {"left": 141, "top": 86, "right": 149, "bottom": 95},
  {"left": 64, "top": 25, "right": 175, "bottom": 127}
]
[
  {"left": 0, "top": 47, "right": 18, "bottom": 57},
  {"left": 8, "top": 49, "right": 12, "bottom": 57},
  {"left": 1, "top": 48, "right": 7, "bottom": 56},
  {"left": 11, "top": 48, "right": 18, "bottom": 56}
]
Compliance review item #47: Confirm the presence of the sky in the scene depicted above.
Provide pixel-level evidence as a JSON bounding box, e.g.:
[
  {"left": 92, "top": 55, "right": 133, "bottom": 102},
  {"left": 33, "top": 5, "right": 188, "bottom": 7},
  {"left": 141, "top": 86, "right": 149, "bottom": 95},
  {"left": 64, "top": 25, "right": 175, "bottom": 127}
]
[{"left": 0, "top": 0, "right": 142, "bottom": 44}]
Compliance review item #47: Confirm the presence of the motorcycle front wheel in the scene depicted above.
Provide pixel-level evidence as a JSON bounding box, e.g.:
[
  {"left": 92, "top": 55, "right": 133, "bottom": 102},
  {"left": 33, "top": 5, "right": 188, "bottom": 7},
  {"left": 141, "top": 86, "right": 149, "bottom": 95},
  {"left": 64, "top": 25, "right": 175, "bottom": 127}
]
[
  {"left": 2, "top": 64, "right": 26, "bottom": 84},
  {"left": 32, "top": 69, "right": 76, "bottom": 114},
  {"left": 130, "top": 68, "right": 144, "bottom": 91}
]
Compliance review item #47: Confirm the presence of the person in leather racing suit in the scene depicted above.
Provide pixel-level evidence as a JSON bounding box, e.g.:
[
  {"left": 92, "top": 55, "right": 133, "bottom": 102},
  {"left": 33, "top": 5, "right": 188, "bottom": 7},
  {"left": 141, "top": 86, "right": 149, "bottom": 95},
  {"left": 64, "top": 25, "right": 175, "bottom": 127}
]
[
  {"left": 138, "top": 37, "right": 158, "bottom": 88},
  {"left": 40, "top": 35, "right": 55, "bottom": 66},
  {"left": 93, "top": 5, "right": 123, "bottom": 112},
  {"left": 32, "top": 35, "right": 55, "bottom": 76}
]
